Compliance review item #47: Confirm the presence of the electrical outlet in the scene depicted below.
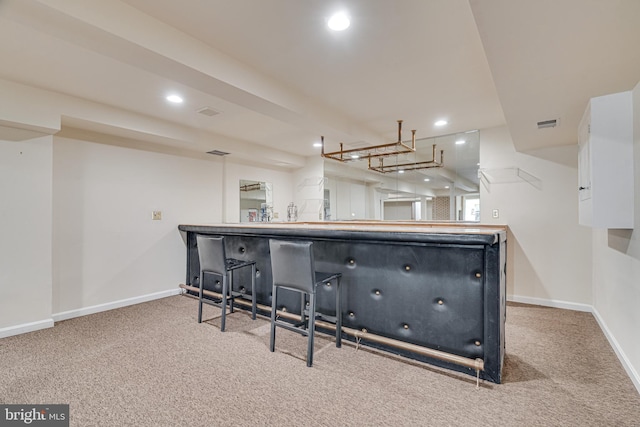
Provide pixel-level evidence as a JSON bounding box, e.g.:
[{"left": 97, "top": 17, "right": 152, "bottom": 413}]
[
  {"left": 492, "top": 209, "right": 499, "bottom": 219},
  {"left": 152, "top": 211, "right": 162, "bottom": 220}
]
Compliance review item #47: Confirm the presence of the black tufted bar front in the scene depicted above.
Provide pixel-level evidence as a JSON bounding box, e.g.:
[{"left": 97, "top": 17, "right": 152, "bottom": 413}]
[{"left": 178, "top": 222, "right": 507, "bottom": 383}]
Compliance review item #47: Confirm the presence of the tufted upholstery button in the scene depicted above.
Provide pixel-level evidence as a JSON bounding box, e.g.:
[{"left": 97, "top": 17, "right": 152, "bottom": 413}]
[
  {"left": 374, "top": 290, "right": 381, "bottom": 295},
  {"left": 239, "top": 247, "right": 246, "bottom": 253},
  {"left": 282, "top": 307, "right": 287, "bottom": 313},
  {"left": 475, "top": 272, "right": 482, "bottom": 278},
  {"left": 475, "top": 340, "right": 481, "bottom": 346},
  {"left": 325, "top": 282, "right": 332, "bottom": 287},
  {"left": 404, "top": 265, "right": 411, "bottom": 271},
  {"left": 361, "top": 328, "right": 368, "bottom": 333},
  {"left": 438, "top": 299, "right": 444, "bottom": 305},
  {"left": 349, "top": 312, "right": 355, "bottom": 317},
  {"left": 349, "top": 259, "right": 355, "bottom": 265},
  {"left": 240, "top": 286, "right": 246, "bottom": 293},
  {"left": 403, "top": 323, "right": 409, "bottom": 330}
]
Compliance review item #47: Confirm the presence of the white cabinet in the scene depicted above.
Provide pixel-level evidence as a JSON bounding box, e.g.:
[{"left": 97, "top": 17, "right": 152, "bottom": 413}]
[{"left": 578, "top": 91, "right": 634, "bottom": 228}]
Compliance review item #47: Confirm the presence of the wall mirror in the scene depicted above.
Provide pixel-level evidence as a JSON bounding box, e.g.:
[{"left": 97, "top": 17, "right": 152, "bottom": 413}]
[
  {"left": 323, "top": 130, "right": 480, "bottom": 222},
  {"left": 239, "top": 180, "right": 273, "bottom": 222}
]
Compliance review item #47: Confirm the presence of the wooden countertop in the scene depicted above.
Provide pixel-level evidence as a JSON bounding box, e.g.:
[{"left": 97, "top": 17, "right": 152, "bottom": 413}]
[{"left": 179, "top": 221, "right": 507, "bottom": 239}]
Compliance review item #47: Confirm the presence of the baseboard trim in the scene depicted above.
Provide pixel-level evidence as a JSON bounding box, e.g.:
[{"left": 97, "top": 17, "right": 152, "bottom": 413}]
[
  {"left": 0, "top": 318, "right": 54, "bottom": 339},
  {"left": 507, "top": 294, "right": 592, "bottom": 312},
  {"left": 52, "top": 288, "right": 183, "bottom": 322},
  {"left": 592, "top": 307, "right": 640, "bottom": 395}
]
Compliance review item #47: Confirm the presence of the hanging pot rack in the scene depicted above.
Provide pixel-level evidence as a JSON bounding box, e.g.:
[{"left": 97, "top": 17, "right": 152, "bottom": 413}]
[
  {"left": 320, "top": 119, "right": 444, "bottom": 173},
  {"left": 368, "top": 144, "right": 444, "bottom": 174}
]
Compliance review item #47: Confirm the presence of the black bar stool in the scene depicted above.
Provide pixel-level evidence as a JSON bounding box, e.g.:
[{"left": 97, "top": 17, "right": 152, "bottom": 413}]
[
  {"left": 197, "top": 235, "right": 257, "bottom": 331},
  {"left": 268, "top": 239, "right": 342, "bottom": 367}
]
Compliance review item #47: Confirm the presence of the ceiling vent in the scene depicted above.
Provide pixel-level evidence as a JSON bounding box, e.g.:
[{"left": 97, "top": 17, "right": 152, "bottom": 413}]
[
  {"left": 537, "top": 119, "right": 558, "bottom": 129},
  {"left": 206, "top": 149, "right": 229, "bottom": 156},
  {"left": 197, "top": 106, "right": 220, "bottom": 117}
]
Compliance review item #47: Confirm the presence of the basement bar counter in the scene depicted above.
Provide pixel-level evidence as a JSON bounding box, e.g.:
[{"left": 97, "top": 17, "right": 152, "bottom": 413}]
[{"left": 178, "top": 221, "right": 507, "bottom": 383}]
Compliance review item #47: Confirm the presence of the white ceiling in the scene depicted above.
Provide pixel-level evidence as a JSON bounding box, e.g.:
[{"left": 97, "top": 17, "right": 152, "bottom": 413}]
[
  {"left": 1, "top": 0, "right": 639, "bottom": 164},
  {"left": 470, "top": 0, "right": 640, "bottom": 152}
]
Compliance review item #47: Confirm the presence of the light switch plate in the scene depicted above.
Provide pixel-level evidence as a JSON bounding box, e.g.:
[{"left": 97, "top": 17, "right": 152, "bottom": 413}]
[{"left": 492, "top": 209, "right": 499, "bottom": 219}]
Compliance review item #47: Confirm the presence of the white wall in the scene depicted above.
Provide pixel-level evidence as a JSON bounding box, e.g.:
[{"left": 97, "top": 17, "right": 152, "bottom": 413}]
[
  {"left": 384, "top": 201, "right": 413, "bottom": 220},
  {"left": 591, "top": 81, "right": 640, "bottom": 392},
  {"left": 332, "top": 179, "right": 366, "bottom": 220},
  {"left": 0, "top": 78, "right": 299, "bottom": 336},
  {"left": 1, "top": 126, "right": 296, "bottom": 336},
  {"left": 480, "top": 126, "right": 593, "bottom": 308},
  {"left": 52, "top": 136, "right": 222, "bottom": 316},
  {"left": 0, "top": 136, "right": 53, "bottom": 335}
]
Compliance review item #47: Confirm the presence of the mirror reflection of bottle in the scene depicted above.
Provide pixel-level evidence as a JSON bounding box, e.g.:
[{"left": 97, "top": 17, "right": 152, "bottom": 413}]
[{"left": 287, "top": 202, "right": 298, "bottom": 222}]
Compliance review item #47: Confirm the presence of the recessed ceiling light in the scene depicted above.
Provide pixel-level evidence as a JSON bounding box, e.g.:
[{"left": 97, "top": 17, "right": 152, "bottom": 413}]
[
  {"left": 166, "top": 94, "right": 183, "bottom": 104},
  {"left": 313, "top": 142, "right": 323, "bottom": 148},
  {"left": 445, "top": 186, "right": 450, "bottom": 189},
  {"left": 328, "top": 12, "right": 350, "bottom": 31},
  {"left": 455, "top": 139, "right": 466, "bottom": 145},
  {"left": 350, "top": 154, "right": 359, "bottom": 159},
  {"left": 434, "top": 120, "right": 448, "bottom": 126},
  {"left": 398, "top": 170, "right": 405, "bottom": 174},
  {"left": 424, "top": 178, "right": 430, "bottom": 182}
]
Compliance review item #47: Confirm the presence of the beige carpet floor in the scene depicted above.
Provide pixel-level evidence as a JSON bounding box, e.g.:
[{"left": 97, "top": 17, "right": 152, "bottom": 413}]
[{"left": 1, "top": 296, "right": 639, "bottom": 426}]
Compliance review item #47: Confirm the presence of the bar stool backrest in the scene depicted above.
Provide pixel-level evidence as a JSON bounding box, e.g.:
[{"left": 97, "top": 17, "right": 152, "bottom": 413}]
[
  {"left": 197, "top": 235, "right": 226, "bottom": 274},
  {"left": 269, "top": 240, "right": 315, "bottom": 293}
]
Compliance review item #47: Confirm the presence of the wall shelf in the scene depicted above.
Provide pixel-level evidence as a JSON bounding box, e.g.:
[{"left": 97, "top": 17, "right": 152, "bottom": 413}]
[{"left": 478, "top": 167, "right": 542, "bottom": 192}]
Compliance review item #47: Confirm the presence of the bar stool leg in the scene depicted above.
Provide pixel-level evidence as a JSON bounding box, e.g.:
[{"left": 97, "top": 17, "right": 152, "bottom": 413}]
[
  {"left": 198, "top": 272, "right": 204, "bottom": 324},
  {"left": 228, "top": 270, "right": 234, "bottom": 314},
  {"left": 221, "top": 274, "right": 228, "bottom": 332},
  {"left": 336, "top": 277, "right": 342, "bottom": 348},
  {"left": 270, "top": 284, "right": 278, "bottom": 353},
  {"left": 251, "top": 264, "right": 257, "bottom": 320},
  {"left": 307, "top": 291, "right": 316, "bottom": 367}
]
